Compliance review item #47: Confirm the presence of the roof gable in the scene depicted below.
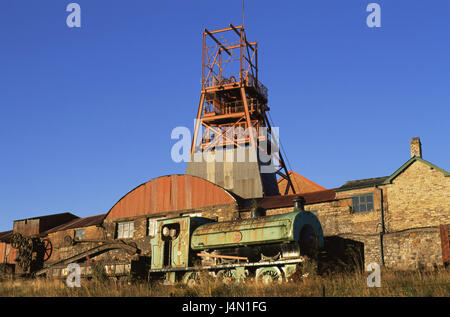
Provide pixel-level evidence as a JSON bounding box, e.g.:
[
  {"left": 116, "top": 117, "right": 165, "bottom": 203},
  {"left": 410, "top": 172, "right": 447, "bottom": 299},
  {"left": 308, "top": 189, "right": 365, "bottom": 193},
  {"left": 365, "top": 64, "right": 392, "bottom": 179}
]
[{"left": 383, "top": 157, "right": 450, "bottom": 184}]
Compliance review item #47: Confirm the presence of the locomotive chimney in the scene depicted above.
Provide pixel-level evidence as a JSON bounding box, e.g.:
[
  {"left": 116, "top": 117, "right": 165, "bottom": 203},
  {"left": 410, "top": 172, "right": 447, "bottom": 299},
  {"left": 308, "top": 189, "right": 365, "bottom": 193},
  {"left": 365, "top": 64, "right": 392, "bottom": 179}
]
[
  {"left": 250, "top": 199, "right": 266, "bottom": 218},
  {"left": 410, "top": 137, "right": 422, "bottom": 158},
  {"left": 293, "top": 196, "right": 306, "bottom": 212}
]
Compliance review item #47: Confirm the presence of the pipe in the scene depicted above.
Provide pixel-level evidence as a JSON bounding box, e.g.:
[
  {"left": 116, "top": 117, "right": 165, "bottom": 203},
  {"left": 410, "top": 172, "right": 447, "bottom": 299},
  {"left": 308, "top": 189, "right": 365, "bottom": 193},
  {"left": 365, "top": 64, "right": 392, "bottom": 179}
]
[
  {"left": 376, "top": 186, "right": 386, "bottom": 266},
  {"left": 293, "top": 196, "right": 305, "bottom": 212}
]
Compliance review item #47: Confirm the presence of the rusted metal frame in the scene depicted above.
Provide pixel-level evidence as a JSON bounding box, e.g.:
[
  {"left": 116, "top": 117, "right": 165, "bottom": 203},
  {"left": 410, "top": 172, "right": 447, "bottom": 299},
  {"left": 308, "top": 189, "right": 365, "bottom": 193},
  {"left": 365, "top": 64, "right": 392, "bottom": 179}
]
[
  {"left": 240, "top": 87, "right": 256, "bottom": 147},
  {"left": 207, "top": 25, "right": 243, "bottom": 35},
  {"left": 241, "top": 31, "right": 256, "bottom": 81},
  {"left": 205, "top": 29, "right": 231, "bottom": 56},
  {"left": 201, "top": 124, "right": 230, "bottom": 151},
  {"left": 205, "top": 48, "right": 221, "bottom": 87},
  {"left": 219, "top": 49, "right": 222, "bottom": 84},
  {"left": 224, "top": 41, "right": 257, "bottom": 51},
  {"left": 221, "top": 117, "right": 250, "bottom": 147},
  {"left": 240, "top": 28, "right": 244, "bottom": 83},
  {"left": 205, "top": 47, "right": 238, "bottom": 87},
  {"left": 35, "top": 241, "right": 139, "bottom": 276},
  {"left": 246, "top": 43, "right": 257, "bottom": 81},
  {"left": 148, "top": 257, "right": 304, "bottom": 273},
  {"left": 218, "top": 48, "right": 238, "bottom": 84},
  {"left": 273, "top": 142, "right": 294, "bottom": 193},
  {"left": 255, "top": 43, "right": 258, "bottom": 84},
  {"left": 201, "top": 121, "right": 244, "bottom": 150},
  {"left": 201, "top": 116, "right": 249, "bottom": 150},
  {"left": 202, "top": 33, "right": 206, "bottom": 88},
  {"left": 263, "top": 112, "right": 296, "bottom": 194},
  {"left": 191, "top": 93, "right": 206, "bottom": 154},
  {"left": 197, "top": 253, "right": 249, "bottom": 263},
  {"left": 202, "top": 124, "right": 236, "bottom": 150},
  {"left": 202, "top": 111, "right": 246, "bottom": 121},
  {"left": 230, "top": 24, "right": 255, "bottom": 52}
]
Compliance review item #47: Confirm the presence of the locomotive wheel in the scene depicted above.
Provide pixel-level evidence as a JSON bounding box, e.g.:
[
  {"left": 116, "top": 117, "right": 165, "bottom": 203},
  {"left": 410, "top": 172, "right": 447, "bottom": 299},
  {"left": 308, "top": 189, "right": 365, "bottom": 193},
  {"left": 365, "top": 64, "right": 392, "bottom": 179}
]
[
  {"left": 216, "top": 270, "right": 233, "bottom": 285},
  {"left": 182, "top": 272, "right": 200, "bottom": 288},
  {"left": 255, "top": 267, "right": 283, "bottom": 284},
  {"left": 42, "top": 238, "right": 52, "bottom": 261}
]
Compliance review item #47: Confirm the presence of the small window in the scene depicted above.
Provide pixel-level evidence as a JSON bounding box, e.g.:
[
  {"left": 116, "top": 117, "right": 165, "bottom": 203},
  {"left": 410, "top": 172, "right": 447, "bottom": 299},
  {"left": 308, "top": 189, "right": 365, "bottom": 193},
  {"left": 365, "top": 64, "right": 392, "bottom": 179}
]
[
  {"left": 74, "top": 229, "right": 85, "bottom": 240},
  {"left": 117, "top": 221, "right": 134, "bottom": 239},
  {"left": 352, "top": 194, "right": 374, "bottom": 213},
  {"left": 147, "top": 217, "right": 164, "bottom": 237}
]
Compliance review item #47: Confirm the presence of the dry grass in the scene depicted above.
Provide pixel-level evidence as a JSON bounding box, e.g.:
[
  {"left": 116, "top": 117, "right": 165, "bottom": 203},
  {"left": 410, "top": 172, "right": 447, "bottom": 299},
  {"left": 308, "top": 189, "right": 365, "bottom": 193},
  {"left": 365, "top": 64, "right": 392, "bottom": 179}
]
[{"left": 0, "top": 268, "right": 449, "bottom": 297}]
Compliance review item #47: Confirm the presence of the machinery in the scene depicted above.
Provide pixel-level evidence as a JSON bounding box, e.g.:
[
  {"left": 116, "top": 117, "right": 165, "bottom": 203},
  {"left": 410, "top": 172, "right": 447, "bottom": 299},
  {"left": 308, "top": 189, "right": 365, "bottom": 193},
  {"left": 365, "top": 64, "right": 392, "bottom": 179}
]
[
  {"left": 149, "top": 199, "right": 324, "bottom": 285},
  {"left": 10, "top": 233, "right": 52, "bottom": 274}
]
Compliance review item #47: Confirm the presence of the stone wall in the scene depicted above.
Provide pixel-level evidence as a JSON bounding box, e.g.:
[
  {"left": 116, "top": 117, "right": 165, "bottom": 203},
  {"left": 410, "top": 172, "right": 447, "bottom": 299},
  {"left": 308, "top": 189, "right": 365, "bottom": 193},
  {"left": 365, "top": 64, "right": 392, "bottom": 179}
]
[
  {"left": 384, "top": 160, "right": 450, "bottom": 232},
  {"left": 382, "top": 227, "right": 443, "bottom": 270}
]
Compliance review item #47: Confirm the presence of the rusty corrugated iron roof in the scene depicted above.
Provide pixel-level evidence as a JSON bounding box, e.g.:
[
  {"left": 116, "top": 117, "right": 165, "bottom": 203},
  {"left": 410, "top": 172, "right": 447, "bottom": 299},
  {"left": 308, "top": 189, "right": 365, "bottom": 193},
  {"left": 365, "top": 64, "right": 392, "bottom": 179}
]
[
  {"left": 13, "top": 212, "right": 80, "bottom": 236},
  {"left": 241, "top": 189, "right": 337, "bottom": 211},
  {"left": 0, "top": 230, "right": 13, "bottom": 243},
  {"left": 105, "top": 174, "right": 237, "bottom": 220},
  {"left": 41, "top": 214, "right": 106, "bottom": 235},
  {"left": 13, "top": 212, "right": 78, "bottom": 222}
]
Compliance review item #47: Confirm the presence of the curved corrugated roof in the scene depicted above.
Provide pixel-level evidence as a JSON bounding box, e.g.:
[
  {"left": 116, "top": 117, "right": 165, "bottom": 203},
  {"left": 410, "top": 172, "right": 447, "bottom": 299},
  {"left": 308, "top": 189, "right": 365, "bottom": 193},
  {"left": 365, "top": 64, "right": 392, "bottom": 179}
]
[{"left": 105, "top": 174, "right": 237, "bottom": 220}]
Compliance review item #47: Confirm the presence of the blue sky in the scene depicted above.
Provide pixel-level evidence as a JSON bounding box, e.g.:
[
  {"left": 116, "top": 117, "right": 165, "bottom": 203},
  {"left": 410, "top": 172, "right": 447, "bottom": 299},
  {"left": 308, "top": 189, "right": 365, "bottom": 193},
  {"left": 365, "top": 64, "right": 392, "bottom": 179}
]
[{"left": 0, "top": 0, "right": 449, "bottom": 231}]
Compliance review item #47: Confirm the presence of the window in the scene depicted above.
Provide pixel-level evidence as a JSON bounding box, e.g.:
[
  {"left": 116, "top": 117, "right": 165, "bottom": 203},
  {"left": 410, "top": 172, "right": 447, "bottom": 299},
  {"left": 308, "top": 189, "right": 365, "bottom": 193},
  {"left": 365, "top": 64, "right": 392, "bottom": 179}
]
[
  {"left": 116, "top": 221, "right": 134, "bottom": 239},
  {"left": 352, "top": 194, "right": 374, "bottom": 213},
  {"left": 74, "top": 229, "right": 85, "bottom": 240},
  {"left": 147, "top": 217, "right": 164, "bottom": 237}
]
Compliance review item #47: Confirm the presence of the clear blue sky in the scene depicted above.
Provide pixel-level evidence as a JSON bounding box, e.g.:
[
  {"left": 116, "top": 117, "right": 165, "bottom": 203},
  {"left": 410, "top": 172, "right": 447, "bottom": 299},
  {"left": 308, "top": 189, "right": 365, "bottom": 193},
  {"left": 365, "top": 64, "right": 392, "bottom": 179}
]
[{"left": 0, "top": 1, "right": 449, "bottom": 231}]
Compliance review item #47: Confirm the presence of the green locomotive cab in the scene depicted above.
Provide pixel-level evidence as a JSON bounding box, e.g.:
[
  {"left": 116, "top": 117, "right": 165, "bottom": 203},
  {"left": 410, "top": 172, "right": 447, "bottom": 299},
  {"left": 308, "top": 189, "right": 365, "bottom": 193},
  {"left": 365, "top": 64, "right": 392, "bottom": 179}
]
[{"left": 150, "top": 216, "right": 214, "bottom": 271}]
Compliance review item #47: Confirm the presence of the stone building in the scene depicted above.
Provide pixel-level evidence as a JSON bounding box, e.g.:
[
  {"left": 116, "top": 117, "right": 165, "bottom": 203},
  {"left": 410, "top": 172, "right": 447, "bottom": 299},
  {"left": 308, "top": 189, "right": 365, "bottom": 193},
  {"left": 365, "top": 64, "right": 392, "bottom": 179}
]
[{"left": 254, "top": 137, "right": 449, "bottom": 270}]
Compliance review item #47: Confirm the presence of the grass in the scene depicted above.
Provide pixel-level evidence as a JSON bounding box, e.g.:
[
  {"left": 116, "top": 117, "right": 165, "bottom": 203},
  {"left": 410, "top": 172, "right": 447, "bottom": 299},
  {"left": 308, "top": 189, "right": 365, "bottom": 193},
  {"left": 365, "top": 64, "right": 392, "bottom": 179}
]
[{"left": 0, "top": 268, "right": 449, "bottom": 297}]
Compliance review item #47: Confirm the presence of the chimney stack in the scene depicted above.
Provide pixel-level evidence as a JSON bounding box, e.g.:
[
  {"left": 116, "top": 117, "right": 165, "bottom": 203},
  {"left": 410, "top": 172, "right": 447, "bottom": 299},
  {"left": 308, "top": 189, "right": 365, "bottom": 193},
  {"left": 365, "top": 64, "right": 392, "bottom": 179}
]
[
  {"left": 410, "top": 137, "right": 422, "bottom": 158},
  {"left": 293, "top": 196, "right": 306, "bottom": 212}
]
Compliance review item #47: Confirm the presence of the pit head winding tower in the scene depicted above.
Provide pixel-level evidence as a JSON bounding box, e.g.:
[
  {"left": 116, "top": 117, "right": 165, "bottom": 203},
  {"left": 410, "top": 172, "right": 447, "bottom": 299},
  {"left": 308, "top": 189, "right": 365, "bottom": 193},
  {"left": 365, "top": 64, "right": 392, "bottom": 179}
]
[{"left": 186, "top": 24, "right": 295, "bottom": 198}]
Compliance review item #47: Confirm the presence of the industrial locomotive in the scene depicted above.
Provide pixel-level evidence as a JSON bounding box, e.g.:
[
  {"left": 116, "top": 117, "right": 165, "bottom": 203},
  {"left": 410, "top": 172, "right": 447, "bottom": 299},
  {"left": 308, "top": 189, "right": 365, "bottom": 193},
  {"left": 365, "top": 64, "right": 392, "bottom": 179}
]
[{"left": 149, "top": 197, "right": 324, "bottom": 285}]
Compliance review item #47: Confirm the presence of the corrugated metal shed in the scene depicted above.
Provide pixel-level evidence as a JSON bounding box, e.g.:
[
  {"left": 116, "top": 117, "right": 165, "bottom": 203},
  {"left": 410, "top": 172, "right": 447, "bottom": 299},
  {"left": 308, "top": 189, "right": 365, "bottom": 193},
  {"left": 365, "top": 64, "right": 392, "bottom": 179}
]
[
  {"left": 41, "top": 214, "right": 106, "bottom": 235},
  {"left": 13, "top": 212, "right": 79, "bottom": 236},
  {"left": 105, "top": 174, "right": 237, "bottom": 220},
  {"left": 0, "top": 231, "right": 14, "bottom": 264}
]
